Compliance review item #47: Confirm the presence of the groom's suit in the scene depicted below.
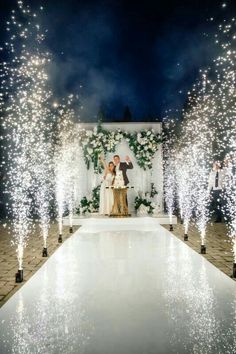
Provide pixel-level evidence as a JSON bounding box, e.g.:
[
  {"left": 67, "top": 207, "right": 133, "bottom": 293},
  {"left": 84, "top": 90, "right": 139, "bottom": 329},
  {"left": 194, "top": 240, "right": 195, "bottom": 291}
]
[{"left": 115, "top": 161, "right": 133, "bottom": 185}]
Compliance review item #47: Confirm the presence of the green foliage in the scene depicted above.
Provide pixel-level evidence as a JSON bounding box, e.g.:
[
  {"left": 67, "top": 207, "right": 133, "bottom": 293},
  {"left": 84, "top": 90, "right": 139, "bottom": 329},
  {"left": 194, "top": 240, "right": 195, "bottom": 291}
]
[
  {"left": 134, "top": 185, "right": 158, "bottom": 215},
  {"left": 76, "top": 184, "right": 101, "bottom": 214},
  {"left": 78, "top": 127, "right": 123, "bottom": 173},
  {"left": 150, "top": 183, "right": 158, "bottom": 198},
  {"left": 78, "top": 125, "right": 162, "bottom": 173},
  {"left": 125, "top": 129, "right": 162, "bottom": 170},
  {"left": 134, "top": 196, "right": 155, "bottom": 214}
]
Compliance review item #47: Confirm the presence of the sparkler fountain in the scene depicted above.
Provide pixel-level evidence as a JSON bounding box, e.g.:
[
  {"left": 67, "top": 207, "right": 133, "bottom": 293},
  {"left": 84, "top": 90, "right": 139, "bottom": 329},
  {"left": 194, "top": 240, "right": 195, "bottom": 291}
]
[
  {"left": 180, "top": 73, "right": 215, "bottom": 254},
  {"left": 66, "top": 130, "right": 81, "bottom": 234},
  {"left": 175, "top": 15, "right": 236, "bottom": 259},
  {"left": 175, "top": 158, "right": 184, "bottom": 224},
  {"left": 65, "top": 139, "right": 79, "bottom": 235},
  {"left": 29, "top": 56, "right": 55, "bottom": 257},
  {"left": 175, "top": 149, "right": 195, "bottom": 241},
  {"left": 176, "top": 144, "right": 210, "bottom": 253},
  {"left": 212, "top": 18, "right": 236, "bottom": 274},
  {"left": 175, "top": 151, "right": 188, "bottom": 226},
  {"left": 194, "top": 18, "right": 236, "bottom": 258},
  {"left": 164, "top": 157, "right": 175, "bottom": 231},
  {"left": 55, "top": 192, "right": 64, "bottom": 243},
  {"left": 68, "top": 199, "right": 74, "bottom": 234},
  {"left": 195, "top": 153, "right": 210, "bottom": 254},
  {"left": 54, "top": 145, "right": 67, "bottom": 243},
  {"left": 163, "top": 118, "right": 176, "bottom": 231},
  {"left": 34, "top": 155, "right": 54, "bottom": 257},
  {"left": 223, "top": 153, "right": 236, "bottom": 277},
  {"left": 0, "top": 1, "right": 54, "bottom": 280},
  {"left": 54, "top": 96, "right": 79, "bottom": 242},
  {"left": 67, "top": 139, "right": 84, "bottom": 233}
]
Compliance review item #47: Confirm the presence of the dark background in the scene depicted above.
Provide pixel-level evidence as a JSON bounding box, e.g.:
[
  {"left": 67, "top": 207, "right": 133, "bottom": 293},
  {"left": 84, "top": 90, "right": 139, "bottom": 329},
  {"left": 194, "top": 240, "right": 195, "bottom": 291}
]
[{"left": 0, "top": 0, "right": 235, "bottom": 121}]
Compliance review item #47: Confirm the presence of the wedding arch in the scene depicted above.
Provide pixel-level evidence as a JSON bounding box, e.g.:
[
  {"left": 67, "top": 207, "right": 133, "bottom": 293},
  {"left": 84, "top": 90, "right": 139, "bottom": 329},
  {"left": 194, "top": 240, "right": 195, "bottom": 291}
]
[{"left": 74, "top": 122, "right": 164, "bottom": 214}]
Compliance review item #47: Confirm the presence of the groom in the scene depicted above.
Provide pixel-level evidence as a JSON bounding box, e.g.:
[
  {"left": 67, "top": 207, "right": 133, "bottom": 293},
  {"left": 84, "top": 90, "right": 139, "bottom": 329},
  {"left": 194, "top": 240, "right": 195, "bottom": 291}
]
[{"left": 113, "top": 155, "right": 133, "bottom": 185}]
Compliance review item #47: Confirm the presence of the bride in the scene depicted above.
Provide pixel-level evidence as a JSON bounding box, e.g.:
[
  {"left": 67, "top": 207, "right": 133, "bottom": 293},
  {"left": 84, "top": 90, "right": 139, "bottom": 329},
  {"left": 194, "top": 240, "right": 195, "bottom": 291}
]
[{"left": 99, "top": 157, "right": 115, "bottom": 215}]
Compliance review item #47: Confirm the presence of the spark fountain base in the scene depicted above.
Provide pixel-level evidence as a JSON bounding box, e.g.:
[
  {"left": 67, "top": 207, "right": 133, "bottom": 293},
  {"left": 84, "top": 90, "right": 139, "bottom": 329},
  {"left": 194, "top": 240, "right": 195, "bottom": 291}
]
[
  {"left": 169, "top": 224, "right": 173, "bottom": 231},
  {"left": 201, "top": 245, "right": 206, "bottom": 254},
  {"left": 69, "top": 227, "right": 73, "bottom": 233},
  {"left": 184, "top": 234, "right": 188, "bottom": 241},
  {"left": 233, "top": 263, "right": 236, "bottom": 278},
  {"left": 15, "top": 269, "right": 23, "bottom": 283},
  {"left": 42, "top": 247, "right": 48, "bottom": 257},
  {"left": 58, "top": 234, "right": 63, "bottom": 243}
]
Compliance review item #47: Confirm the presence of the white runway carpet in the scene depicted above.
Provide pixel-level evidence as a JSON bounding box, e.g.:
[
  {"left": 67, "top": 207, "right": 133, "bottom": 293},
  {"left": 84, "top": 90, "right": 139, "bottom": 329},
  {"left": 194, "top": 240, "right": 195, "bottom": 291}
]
[{"left": 0, "top": 217, "right": 236, "bottom": 354}]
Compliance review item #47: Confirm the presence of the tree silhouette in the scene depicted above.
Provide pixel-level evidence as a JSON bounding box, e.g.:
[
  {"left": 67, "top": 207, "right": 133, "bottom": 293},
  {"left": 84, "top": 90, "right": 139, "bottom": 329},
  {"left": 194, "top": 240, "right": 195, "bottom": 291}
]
[
  {"left": 123, "top": 106, "right": 132, "bottom": 122},
  {"left": 97, "top": 105, "right": 107, "bottom": 124}
]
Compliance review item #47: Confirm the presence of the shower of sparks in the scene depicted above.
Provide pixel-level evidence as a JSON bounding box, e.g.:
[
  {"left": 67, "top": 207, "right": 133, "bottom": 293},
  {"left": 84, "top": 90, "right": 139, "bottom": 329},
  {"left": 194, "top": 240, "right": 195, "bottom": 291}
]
[
  {"left": 0, "top": 0, "right": 236, "bottom": 272},
  {"left": 33, "top": 130, "right": 54, "bottom": 249},
  {"left": 213, "top": 19, "right": 236, "bottom": 260},
  {"left": 175, "top": 152, "right": 186, "bottom": 221},
  {"left": 223, "top": 153, "right": 236, "bottom": 261},
  {"left": 54, "top": 95, "right": 82, "bottom": 235},
  {"left": 0, "top": 1, "right": 55, "bottom": 268},
  {"left": 175, "top": 148, "right": 195, "bottom": 235},
  {"left": 173, "top": 17, "right": 236, "bottom": 252},
  {"left": 163, "top": 118, "right": 176, "bottom": 226},
  {"left": 181, "top": 74, "right": 214, "bottom": 246}
]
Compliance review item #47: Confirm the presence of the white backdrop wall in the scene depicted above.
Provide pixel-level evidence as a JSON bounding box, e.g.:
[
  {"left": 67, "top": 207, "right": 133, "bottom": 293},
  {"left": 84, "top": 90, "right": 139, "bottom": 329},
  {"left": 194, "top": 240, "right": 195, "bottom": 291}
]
[{"left": 75, "top": 122, "right": 163, "bottom": 213}]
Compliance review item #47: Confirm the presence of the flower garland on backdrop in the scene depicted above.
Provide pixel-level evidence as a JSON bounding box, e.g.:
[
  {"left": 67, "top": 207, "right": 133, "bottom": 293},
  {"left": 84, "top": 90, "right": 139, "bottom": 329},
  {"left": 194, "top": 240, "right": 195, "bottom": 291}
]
[{"left": 78, "top": 125, "right": 162, "bottom": 173}]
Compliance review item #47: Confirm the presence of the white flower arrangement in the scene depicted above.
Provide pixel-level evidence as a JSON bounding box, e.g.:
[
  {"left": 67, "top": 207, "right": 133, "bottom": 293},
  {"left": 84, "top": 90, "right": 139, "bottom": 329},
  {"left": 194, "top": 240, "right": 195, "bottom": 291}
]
[
  {"left": 78, "top": 126, "right": 161, "bottom": 173},
  {"left": 134, "top": 184, "right": 158, "bottom": 215},
  {"left": 125, "top": 129, "right": 162, "bottom": 170}
]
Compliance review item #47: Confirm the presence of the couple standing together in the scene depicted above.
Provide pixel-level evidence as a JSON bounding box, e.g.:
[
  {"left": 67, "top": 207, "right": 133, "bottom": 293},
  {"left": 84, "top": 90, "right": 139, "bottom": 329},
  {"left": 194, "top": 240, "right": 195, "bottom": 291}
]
[{"left": 99, "top": 155, "right": 133, "bottom": 215}]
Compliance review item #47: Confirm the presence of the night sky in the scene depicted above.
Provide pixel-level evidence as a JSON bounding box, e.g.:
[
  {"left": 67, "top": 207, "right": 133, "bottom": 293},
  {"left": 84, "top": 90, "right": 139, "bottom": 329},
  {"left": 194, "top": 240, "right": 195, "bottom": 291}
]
[{"left": 0, "top": 0, "right": 235, "bottom": 121}]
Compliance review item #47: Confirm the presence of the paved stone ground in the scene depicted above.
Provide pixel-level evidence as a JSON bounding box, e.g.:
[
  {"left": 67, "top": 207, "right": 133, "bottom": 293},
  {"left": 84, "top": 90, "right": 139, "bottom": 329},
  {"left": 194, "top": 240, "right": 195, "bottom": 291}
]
[
  {"left": 0, "top": 219, "right": 235, "bottom": 309},
  {"left": 163, "top": 221, "right": 235, "bottom": 280},
  {"left": 0, "top": 221, "right": 78, "bottom": 308}
]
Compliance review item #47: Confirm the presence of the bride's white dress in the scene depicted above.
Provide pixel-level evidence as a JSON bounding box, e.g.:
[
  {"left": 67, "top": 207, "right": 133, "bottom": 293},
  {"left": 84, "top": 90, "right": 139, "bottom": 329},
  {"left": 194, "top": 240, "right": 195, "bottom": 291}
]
[{"left": 99, "top": 172, "right": 114, "bottom": 215}]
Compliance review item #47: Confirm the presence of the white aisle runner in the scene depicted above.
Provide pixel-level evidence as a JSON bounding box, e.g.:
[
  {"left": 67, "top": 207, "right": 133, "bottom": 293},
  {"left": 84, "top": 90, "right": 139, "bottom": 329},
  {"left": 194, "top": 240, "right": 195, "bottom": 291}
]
[{"left": 0, "top": 217, "right": 236, "bottom": 354}]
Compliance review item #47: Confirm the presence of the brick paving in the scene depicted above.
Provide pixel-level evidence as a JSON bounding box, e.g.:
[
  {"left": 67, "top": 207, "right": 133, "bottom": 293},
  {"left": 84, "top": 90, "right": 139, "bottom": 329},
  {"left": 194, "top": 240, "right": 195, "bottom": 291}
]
[
  {"left": 163, "top": 221, "right": 235, "bottom": 280},
  {"left": 0, "top": 221, "right": 78, "bottom": 308}
]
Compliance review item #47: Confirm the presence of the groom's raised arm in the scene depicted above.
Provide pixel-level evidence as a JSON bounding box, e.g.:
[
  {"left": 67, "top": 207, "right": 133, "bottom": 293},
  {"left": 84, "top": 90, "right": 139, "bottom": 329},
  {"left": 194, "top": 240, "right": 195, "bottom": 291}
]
[
  {"left": 125, "top": 156, "right": 133, "bottom": 169},
  {"left": 127, "top": 161, "right": 133, "bottom": 169}
]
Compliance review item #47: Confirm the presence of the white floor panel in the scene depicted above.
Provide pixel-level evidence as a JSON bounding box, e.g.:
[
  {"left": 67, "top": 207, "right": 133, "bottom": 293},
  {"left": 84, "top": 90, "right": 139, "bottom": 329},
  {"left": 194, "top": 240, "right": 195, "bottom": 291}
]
[
  {"left": 78, "top": 216, "right": 162, "bottom": 233},
  {"left": 63, "top": 214, "right": 178, "bottom": 226},
  {"left": 0, "top": 219, "right": 236, "bottom": 354}
]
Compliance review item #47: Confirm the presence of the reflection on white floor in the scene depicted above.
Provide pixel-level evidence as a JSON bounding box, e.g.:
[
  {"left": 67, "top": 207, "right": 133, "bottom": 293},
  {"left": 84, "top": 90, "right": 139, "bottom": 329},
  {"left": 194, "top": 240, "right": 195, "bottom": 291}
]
[{"left": 0, "top": 217, "right": 236, "bottom": 354}]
